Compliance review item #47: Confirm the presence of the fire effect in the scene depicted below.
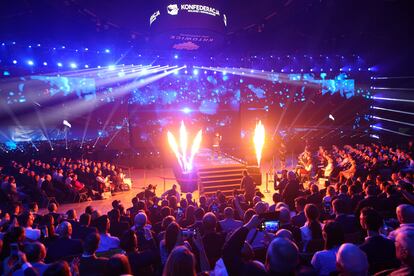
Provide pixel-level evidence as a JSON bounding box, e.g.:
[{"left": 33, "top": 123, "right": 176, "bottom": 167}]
[
  {"left": 253, "top": 120, "right": 265, "bottom": 166},
  {"left": 167, "top": 121, "right": 202, "bottom": 173}
]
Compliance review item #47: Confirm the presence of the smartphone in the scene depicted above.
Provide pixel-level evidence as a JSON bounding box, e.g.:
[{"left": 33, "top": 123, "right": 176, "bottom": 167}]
[
  {"left": 182, "top": 229, "right": 196, "bottom": 239},
  {"left": 259, "top": 220, "right": 280, "bottom": 232},
  {"left": 177, "top": 208, "right": 184, "bottom": 217},
  {"left": 211, "top": 204, "right": 219, "bottom": 213}
]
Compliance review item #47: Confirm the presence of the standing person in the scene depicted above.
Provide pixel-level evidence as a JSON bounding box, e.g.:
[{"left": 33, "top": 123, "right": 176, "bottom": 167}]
[
  {"left": 241, "top": 170, "right": 255, "bottom": 205},
  {"left": 212, "top": 132, "right": 222, "bottom": 159},
  {"left": 274, "top": 170, "right": 288, "bottom": 194},
  {"left": 282, "top": 171, "right": 301, "bottom": 210}
]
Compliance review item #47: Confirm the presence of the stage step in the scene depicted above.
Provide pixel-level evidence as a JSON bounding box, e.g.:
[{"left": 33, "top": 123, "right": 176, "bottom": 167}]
[
  {"left": 200, "top": 174, "right": 243, "bottom": 182},
  {"left": 198, "top": 165, "right": 246, "bottom": 196}
]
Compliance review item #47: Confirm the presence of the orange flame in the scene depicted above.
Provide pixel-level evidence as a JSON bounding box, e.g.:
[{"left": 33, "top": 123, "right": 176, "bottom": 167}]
[
  {"left": 253, "top": 120, "right": 265, "bottom": 166},
  {"left": 167, "top": 121, "right": 202, "bottom": 173}
]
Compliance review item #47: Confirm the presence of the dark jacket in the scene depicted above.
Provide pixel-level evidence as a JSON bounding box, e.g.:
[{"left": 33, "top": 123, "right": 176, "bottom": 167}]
[
  {"left": 359, "top": 235, "right": 400, "bottom": 274},
  {"left": 79, "top": 255, "right": 108, "bottom": 276},
  {"left": 45, "top": 237, "right": 83, "bottom": 263}
]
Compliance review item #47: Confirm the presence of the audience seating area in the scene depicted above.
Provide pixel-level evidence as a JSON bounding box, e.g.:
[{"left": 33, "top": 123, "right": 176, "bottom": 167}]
[{"left": 0, "top": 142, "right": 413, "bottom": 276}]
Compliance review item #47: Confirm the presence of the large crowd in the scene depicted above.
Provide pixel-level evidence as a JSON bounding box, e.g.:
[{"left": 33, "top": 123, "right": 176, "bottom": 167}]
[{"left": 0, "top": 141, "right": 413, "bottom": 276}]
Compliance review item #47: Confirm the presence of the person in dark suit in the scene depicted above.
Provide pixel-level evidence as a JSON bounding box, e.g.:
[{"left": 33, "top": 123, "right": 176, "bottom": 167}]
[
  {"left": 45, "top": 221, "right": 83, "bottom": 263},
  {"left": 79, "top": 233, "right": 108, "bottom": 276},
  {"left": 278, "top": 207, "right": 302, "bottom": 244},
  {"left": 241, "top": 170, "right": 256, "bottom": 205},
  {"left": 292, "top": 197, "right": 307, "bottom": 228},
  {"left": 120, "top": 230, "right": 158, "bottom": 276},
  {"left": 282, "top": 171, "right": 301, "bottom": 210},
  {"left": 72, "top": 213, "right": 97, "bottom": 241},
  {"left": 355, "top": 185, "right": 382, "bottom": 216},
  {"left": 274, "top": 170, "right": 288, "bottom": 193},
  {"left": 306, "top": 184, "right": 323, "bottom": 207},
  {"left": 201, "top": 212, "right": 226, "bottom": 268},
  {"left": 359, "top": 207, "right": 399, "bottom": 274},
  {"left": 336, "top": 184, "right": 352, "bottom": 213},
  {"left": 333, "top": 199, "right": 360, "bottom": 235},
  {"left": 108, "top": 208, "right": 130, "bottom": 239}
]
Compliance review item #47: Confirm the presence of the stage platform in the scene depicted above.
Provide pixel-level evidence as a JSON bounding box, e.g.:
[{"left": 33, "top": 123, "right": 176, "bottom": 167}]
[{"left": 174, "top": 148, "right": 252, "bottom": 196}]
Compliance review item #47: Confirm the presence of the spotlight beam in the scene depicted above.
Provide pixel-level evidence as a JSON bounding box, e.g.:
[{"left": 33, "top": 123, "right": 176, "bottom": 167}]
[
  {"left": 372, "top": 106, "right": 414, "bottom": 116},
  {"left": 81, "top": 111, "right": 92, "bottom": 149},
  {"left": 372, "top": 125, "right": 412, "bottom": 137},
  {"left": 372, "top": 116, "right": 414, "bottom": 127},
  {"left": 372, "top": 96, "right": 414, "bottom": 103},
  {"left": 194, "top": 66, "right": 321, "bottom": 88},
  {"left": 105, "top": 120, "right": 126, "bottom": 148},
  {"left": 371, "top": 87, "right": 414, "bottom": 91},
  {"left": 16, "top": 66, "right": 184, "bottom": 129}
]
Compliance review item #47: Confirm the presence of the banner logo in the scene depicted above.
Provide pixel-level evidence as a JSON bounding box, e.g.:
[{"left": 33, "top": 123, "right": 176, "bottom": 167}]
[
  {"left": 150, "top": 10, "right": 160, "bottom": 25},
  {"left": 167, "top": 4, "right": 179, "bottom": 15}
]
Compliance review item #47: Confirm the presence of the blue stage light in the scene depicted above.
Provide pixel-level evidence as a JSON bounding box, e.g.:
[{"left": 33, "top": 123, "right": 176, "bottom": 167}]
[
  {"left": 43, "top": 62, "right": 47, "bottom": 66},
  {"left": 57, "top": 62, "right": 63, "bottom": 67},
  {"left": 12, "top": 60, "right": 17, "bottom": 64},
  {"left": 27, "top": 60, "right": 34, "bottom": 66},
  {"left": 105, "top": 49, "right": 110, "bottom": 53},
  {"left": 181, "top": 107, "right": 192, "bottom": 114},
  {"left": 174, "top": 54, "right": 179, "bottom": 59},
  {"left": 193, "top": 69, "right": 199, "bottom": 75},
  {"left": 108, "top": 65, "right": 115, "bottom": 70},
  {"left": 70, "top": 62, "right": 77, "bottom": 69},
  {"left": 84, "top": 64, "right": 89, "bottom": 68},
  {"left": 1, "top": 42, "right": 5, "bottom": 46},
  {"left": 61, "top": 46, "right": 66, "bottom": 49},
  {"left": 37, "top": 44, "right": 41, "bottom": 47}
]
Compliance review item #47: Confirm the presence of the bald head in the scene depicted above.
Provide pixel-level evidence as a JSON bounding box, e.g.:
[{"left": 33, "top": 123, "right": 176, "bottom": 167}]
[
  {"left": 275, "top": 229, "right": 293, "bottom": 241},
  {"left": 254, "top": 201, "right": 268, "bottom": 215},
  {"left": 266, "top": 237, "right": 299, "bottom": 274},
  {"left": 224, "top": 207, "right": 234, "bottom": 219},
  {"left": 396, "top": 204, "right": 414, "bottom": 224},
  {"left": 56, "top": 221, "right": 72, "bottom": 237},
  {"left": 203, "top": 212, "right": 217, "bottom": 232},
  {"left": 336, "top": 243, "right": 368, "bottom": 275},
  {"left": 278, "top": 207, "right": 291, "bottom": 224},
  {"left": 24, "top": 242, "right": 46, "bottom": 262},
  {"left": 396, "top": 229, "right": 414, "bottom": 265},
  {"left": 134, "top": 212, "right": 147, "bottom": 228}
]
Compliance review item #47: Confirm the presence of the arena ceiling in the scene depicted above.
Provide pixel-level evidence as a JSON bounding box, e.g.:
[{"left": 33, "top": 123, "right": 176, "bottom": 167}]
[{"left": 0, "top": 0, "right": 413, "bottom": 66}]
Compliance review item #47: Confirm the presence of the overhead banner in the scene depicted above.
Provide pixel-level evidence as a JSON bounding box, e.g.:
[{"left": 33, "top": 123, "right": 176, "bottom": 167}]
[{"left": 149, "top": 1, "right": 227, "bottom": 50}]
